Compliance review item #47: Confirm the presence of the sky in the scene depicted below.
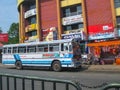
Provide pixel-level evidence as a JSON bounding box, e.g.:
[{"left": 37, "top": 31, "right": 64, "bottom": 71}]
[{"left": 0, "top": 0, "right": 18, "bottom": 33}]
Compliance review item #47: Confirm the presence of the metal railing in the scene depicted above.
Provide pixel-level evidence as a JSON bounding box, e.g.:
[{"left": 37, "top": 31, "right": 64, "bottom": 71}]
[
  {"left": 0, "top": 73, "right": 82, "bottom": 90},
  {"left": 102, "top": 83, "right": 120, "bottom": 90}
]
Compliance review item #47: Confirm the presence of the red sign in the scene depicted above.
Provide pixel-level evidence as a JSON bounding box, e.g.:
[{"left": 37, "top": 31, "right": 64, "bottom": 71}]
[
  {"left": 88, "top": 23, "right": 114, "bottom": 40},
  {"left": 0, "top": 33, "right": 8, "bottom": 42}
]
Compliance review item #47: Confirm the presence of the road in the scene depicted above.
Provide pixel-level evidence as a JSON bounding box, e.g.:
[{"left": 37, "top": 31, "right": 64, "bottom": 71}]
[{"left": 0, "top": 66, "right": 120, "bottom": 90}]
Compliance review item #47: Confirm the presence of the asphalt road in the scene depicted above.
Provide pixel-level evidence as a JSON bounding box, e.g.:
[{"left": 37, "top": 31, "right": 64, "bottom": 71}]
[{"left": 0, "top": 65, "right": 120, "bottom": 90}]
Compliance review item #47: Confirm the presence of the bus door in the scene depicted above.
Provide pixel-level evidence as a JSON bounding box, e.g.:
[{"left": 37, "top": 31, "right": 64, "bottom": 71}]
[{"left": 72, "top": 41, "right": 81, "bottom": 62}]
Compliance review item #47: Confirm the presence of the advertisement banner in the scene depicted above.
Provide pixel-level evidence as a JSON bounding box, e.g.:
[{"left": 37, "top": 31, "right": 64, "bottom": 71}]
[
  {"left": 0, "top": 33, "right": 8, "bottom": 42},
  {"left": 62, "top": 31, "right": 86, "bottom": 40},
  {"left": 24, "top": 8, "right": 36, "bottom": 18},
  {"left": 88, "top": 23, "right": 114, "bottom": 40},
  {"left": 42, "top": 27, "right": 57, "bottom": 41},
  {"left": 62, "top": 15, "right": 83, "bottom": 25}
]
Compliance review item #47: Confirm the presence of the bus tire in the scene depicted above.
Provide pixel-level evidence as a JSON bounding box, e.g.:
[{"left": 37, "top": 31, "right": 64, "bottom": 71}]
[
  {"left": 15, "top": 61, "right": 22, "bottom": 70},
  {"left": 52, "top": 61, "right": 61, "bottom": 72}
]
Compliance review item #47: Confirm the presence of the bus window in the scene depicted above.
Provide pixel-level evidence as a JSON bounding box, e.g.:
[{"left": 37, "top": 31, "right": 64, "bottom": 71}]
[
  {"left": 13, "top": 47, "right": 18, "bottom": 53},
  {"left": 27, "top": 46, "right": 36, "bottom": 53},
  {"left": 37, "top": 45, "right": 44, "bottom": 52},
  {"left": 43, "top": 45, "right": 48, "bottom": 52},
  {"left": 69, "top": 43, "right": 72, "bottom": 52},
  {"left": 3, "top": 48, "right": 7, "bottom": 54},
  {"left": 49, "top": 44, "right": 59, "bottom": 52},
  {"left": 8, "top": 47, "right": 12, "bottom": 54},
  {"left": 18, "top": 47, "right": 26, "bottom": 53},
  {"left": 61, "top": 43, "right": 68, "bottom": 51}
]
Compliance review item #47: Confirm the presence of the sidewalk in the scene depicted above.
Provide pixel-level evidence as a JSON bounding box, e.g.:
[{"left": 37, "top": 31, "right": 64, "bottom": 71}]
[{"left": 82, "top": 64, "right": 120, "bottom": 72}]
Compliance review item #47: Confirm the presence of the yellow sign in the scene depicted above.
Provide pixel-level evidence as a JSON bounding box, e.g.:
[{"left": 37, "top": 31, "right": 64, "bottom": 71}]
[{"left": 17, "top": 0, "right": 24, "bottom": 7}]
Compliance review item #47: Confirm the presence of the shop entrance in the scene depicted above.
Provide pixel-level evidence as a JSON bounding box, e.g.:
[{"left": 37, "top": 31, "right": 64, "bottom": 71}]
[{"left": 87, "top": 40, "right": 120, "bottom": 64}]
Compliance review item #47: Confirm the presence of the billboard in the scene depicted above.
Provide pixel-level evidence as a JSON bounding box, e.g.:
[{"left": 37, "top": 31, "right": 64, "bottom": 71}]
[
  {"left": 42, "top": 27, "right": 57, "bottom": 41},
  {"left": 0, "top": 33, "right": 8, "bottom": 42},
  {"left": 88, "top": 23, "right": 114, "bottom": 40}
]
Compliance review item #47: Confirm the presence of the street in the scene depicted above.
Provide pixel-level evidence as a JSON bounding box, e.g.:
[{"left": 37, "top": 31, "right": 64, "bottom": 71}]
[{"left": 0, "top": 65, "right": 120, "bottom": 90}]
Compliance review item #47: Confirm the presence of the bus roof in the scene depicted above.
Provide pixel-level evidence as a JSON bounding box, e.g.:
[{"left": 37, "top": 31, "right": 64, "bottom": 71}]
[{"left": 3, "top": 39, "right": 73, "bottom": 47}]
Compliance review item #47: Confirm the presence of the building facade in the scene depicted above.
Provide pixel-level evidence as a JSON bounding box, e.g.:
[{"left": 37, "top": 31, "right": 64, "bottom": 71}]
[{"left": 17, "top": 0, "right": 120, "bottom": 43}]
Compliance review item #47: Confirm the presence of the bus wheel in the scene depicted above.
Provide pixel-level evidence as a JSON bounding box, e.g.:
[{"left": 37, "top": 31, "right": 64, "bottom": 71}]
[
  {"left": 15, "top": 61, "right": 22, "bottom": 70},
  {"left": 52, "top": 61, "right": 61, "bottom": 72}
]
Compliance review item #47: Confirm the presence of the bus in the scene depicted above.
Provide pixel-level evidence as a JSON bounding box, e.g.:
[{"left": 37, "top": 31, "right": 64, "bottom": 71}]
[{"left": 2, "top": 38, "right": 82, "bottom": 71}]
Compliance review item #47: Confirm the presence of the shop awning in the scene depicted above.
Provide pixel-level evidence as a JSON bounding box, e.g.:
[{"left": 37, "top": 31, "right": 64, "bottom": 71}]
[{"left": 87, "top": 40, "right": 120, "bottom": 47}]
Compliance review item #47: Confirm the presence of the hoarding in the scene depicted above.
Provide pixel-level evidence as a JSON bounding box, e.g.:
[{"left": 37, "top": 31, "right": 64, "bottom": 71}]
[
  {"left": 88, "top": 23, "right": 114, "bottom": 40},
  {"left": 0, "top": 33, "right": 8, "bottom": 42},
  {"left": 42, "top": 27, "right": 57, "bottom": 41},
  {"left": 62, "top": 31, "right": 86, "bottom": 40},
  {"left": 62, "top": 15, "right": 83, "bottom": 25}
]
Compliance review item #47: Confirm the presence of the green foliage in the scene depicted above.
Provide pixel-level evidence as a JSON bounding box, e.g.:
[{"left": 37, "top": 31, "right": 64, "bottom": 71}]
[
  {"left": 0, "top": 27, "right": 3, "bottom": 33},
  {"left": 7, "top": 23, "right": 19, "bottom": 44}
]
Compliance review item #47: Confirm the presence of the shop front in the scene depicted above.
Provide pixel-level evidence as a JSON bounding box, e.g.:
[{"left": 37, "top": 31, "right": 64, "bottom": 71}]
[{"left": 87, "top": 40, "right": 120, "bottom": 65}]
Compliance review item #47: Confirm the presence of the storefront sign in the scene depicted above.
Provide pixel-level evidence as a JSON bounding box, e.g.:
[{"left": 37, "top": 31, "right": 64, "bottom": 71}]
[
  {"left": 62, "top": 32, "right": 83, "bottom": 39},
  {"left": 62, "top": 15, "right": 83, "bottom": 25},
  {"left": 24, "top": 8, "right": 36, "bottom": 18},
  {"left": 89, "top": 32, "right": 114, "bottom": 40},
  {"left": 88, "top": 23, "right": 114, "bottom": 40}
]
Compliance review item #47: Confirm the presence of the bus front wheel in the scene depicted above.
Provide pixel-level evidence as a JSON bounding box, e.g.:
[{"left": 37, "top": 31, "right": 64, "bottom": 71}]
[
  {"left": 52, "top": 61, "right": 61, "bottom": 72},
  {"left": 15, "top": 61, "right": 22, "bottom": 70}
]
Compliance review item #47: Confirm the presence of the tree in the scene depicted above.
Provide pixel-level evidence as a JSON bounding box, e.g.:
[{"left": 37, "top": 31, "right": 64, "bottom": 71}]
[
  {"left": 0, "top": 27, "right": 3, "bottom": 33},
  {"left": 7, "top": 23, "right": 19, "bottom": 44}
]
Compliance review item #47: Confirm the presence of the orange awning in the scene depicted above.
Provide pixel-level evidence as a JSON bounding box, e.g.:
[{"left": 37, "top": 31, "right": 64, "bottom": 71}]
[{"left": 87, "top": 40, "right": 120, "bottom": 47}]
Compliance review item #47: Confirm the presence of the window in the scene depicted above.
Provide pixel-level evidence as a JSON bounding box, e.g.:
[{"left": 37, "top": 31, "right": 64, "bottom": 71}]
[
  {"left": 44, "top": 45, "right": 48, "bottom": 52},
  {"left": 26, "top": 30, "right": 37, "bottom": 37},
  {"left": 28, "top": 16, "right": 36, "bottom": 25},
  {"left": 49, "top": 44, "right": 59, "bottom": 52},
  {"left": 62, "top": 5, "right": 82, "bottom": 17},
  {"left": 117, "top": 16, "right": 120, "bottom": 24},
  {"left": 27, "top": 46, "right": 36, "bottom": 53},
  {"left": 63, "top": 23, "right": 83, "bottom": 31},
  {"left": 37, "top": 45, "right": 48, "bottom": 52},
  {"left": 61, "top": 43, "right": 69, "bottom": 51},
  {"left": 114, "top": 0, "right": 120, "bottom": 8},
  {"left": 8, "top": 47, "right": 11, "bottom": 54},
  {"left": 18, "top": 47, "right": 26, "bottom": 53},
  {"left": 3, "top": 48, "right": 7, "bottom": 54},
  {"left": 13, "top": 47, "right": 18, "bottom": 53},
  {"left": 37, "top": 45, "right": 44, "bottom": 52}
]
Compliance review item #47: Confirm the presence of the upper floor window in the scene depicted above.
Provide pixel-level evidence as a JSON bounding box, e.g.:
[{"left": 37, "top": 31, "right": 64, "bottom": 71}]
[
  {"left": 117, "top": 16, "right": 120, "bottom": 24},
  {"left": 62, "top": 5, "right": 82, "bottom": 17},
  {"left": 63, "top": 23, "right": 83, "bottom": 31},
  {"left": 28, "top": 16, "right": 36, "bottom": 25},
  {"left": 26, "top": 30, "right": 37, "bottom": 37},
  {"left": 114, "top": 0, "right": 120, "bottom": 8}
]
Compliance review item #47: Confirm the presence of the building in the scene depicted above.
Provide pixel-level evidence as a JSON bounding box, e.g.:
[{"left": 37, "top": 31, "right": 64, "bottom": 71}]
[{"left": 17, "top": 0, "right": 120, "bottom": 43}]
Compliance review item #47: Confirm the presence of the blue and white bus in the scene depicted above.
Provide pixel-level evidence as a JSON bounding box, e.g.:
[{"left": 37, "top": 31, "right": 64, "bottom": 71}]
[{"left": 2, "top": 39, "right": 82, "bottom": 71}]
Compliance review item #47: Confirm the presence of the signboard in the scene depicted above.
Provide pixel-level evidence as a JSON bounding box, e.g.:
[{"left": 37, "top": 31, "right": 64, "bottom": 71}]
[
  {"left": 62, "top": 31, "right": 86, "bottom": 40},
  {"left": 24, "top": 8, "right": 36, "bottom": 18},
  {"left": 0, "top": 33, "right": 8, "bottom": 42},
  {"left": 88, "top": 23, "right": 114, "bottom": 40},
  {"left": 42, "top": 27, "right": 57, "bottom": 41},
  {"left": 25, "top": 24, "right": 37, "bottom": 32},
  {"left": 62, "top": 15, "right": 83, "bottom": 25}
]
